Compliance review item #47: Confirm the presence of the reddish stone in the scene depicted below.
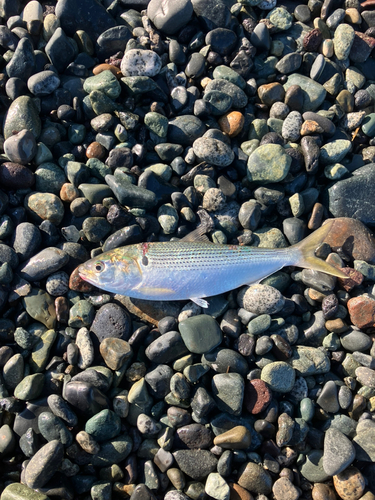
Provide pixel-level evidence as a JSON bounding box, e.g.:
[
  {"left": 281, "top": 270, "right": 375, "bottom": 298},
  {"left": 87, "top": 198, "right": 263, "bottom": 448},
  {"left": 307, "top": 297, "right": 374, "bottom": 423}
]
[
  {"left": 244, "top": 379, "right": 272, "bottom": 414},
  {"left": 60, "top": 183, "right": 79, "bottom": 203},
  {"left": 338, "top": 267, "right": 364, "bottom": 291},
  {"left": 86, "top": 141, "right": 106, "bottom": 160},
  {"left": 229, "top": 483, "right": 254, "bottom": 500},
  {"left": 0, "top": 162, "right": 34, "bottom": 189},
  {"left": 347, "top": 294, "right": 375, "bottom": 329},
  {"left": 93, "top": 63, "right": 122, "bottom": 79},
  {"left": 69, "top": 266, "right": 94, "bottom": 293},
  {"left": 323, "top": 217, "right": 375, "bottom": 264},
  {"left": 218, "top": 111, "right": 245, "bottom": 137},
  {"left": 333, "top": 467, "right": 365, "bottom": 500},
  {"left": 303, "top": 28, "right": 323, "bottom": 52}
]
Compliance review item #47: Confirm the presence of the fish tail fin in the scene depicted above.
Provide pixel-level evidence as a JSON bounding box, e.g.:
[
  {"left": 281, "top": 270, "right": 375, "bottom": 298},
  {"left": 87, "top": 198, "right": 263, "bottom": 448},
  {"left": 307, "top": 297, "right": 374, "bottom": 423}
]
[{"left": 292, "top": 220, "right": 348, "bottom": 279}]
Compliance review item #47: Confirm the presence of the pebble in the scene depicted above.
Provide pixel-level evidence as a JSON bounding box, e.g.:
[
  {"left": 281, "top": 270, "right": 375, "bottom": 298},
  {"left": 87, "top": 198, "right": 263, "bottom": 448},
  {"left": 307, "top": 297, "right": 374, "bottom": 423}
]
[
  {"left": 323, "top": 428, "right": 355, "bottom": 476},
  {"left": 25, "top": 440, "right": 64, "bottom": 489},
  {"left": 333, "top": 467, "right": 365, "bottom": 500},
  {"left": 238, "top": 462, "right": 272, "bottom": 495},
  {"left": 121, "top": 49, "right": 162, "bottom": 77}
]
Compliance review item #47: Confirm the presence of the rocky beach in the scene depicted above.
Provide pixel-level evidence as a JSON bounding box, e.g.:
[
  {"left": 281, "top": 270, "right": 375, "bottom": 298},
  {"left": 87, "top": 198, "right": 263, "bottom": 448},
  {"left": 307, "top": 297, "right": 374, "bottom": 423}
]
[{"left": 1, "top": 0, "right": 375, "bottom": 499}]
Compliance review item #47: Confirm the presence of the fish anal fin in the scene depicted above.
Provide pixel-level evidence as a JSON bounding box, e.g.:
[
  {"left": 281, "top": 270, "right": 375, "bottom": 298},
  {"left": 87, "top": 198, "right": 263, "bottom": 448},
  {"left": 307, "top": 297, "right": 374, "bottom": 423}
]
[{"left": 191, "top": 297, "right": 209, "bottom": 308}]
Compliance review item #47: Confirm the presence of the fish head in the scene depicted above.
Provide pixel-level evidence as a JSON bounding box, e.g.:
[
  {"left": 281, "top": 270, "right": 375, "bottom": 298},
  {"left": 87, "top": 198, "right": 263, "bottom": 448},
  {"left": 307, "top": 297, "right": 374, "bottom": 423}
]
[{"left": 78, "top": 247, "right": 142, "bottom": 294}]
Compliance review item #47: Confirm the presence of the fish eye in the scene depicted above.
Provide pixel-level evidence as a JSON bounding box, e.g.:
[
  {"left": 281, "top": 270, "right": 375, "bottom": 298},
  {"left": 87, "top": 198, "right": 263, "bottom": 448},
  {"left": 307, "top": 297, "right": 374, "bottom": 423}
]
[{"left": 95, "top": 261, "right": 105, "bottom": 272}]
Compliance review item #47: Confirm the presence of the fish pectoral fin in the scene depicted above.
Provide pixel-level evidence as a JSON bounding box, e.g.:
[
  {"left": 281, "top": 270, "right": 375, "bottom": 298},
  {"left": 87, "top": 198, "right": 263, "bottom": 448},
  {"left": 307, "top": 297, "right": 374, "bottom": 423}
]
[
  {"left": 190, "top": 297, "right": 209, "bottom": 308},
  {"left": 136, "top": 286, "right": 176, "bottom": 296}
]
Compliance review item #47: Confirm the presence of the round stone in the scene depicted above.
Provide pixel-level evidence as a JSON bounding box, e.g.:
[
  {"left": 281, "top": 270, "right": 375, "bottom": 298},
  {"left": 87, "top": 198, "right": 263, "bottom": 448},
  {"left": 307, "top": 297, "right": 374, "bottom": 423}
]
[
  {"left": 91, "top": 303, "right": 132, "bottom": 342},
  {"left": 244, "top": 379, "right": 272, "bottom": 414},
  {"left": 85, "top": 409, "right": 121, "bottom": 442},
  {"left": 238, "top": 284, "right": 285, "bottom": 314},
  {"left": 4, "top": 129, "right": 37, "bottom": 165},
  {"left": 323, "top": 428, "right": 355, "bottom": 476},
  {"left": 192, "top": 137, "right": 234, "bottom": 167},
  {"left": 261, "top": 361, "right": 296, "bottom": 393},
  {"left": 120, "top": 49, "right": 162, "bottom": 77},
  {"left": 333, "top": 467, "right": 365, "bottom": 500},
  {"left": 247, "top": 144, "right": 291, "bottom": 183},
  {"left": 218, "top": 111, "right": 245, "bottom": 137},
  {"left": 179, "top": 315, "right": 222, "bottom": 354},
  {"left": 99, "top": 337, "right": 132, "bottom": 370},
  {"left": 3, "top": 95, "right": 41, "bottom": 140},
  {"left": 24, "top": 192, "right": 64, "bottom": 225},
  {"left": 147, "top": 0, "right": 193, "bottom": 34}
]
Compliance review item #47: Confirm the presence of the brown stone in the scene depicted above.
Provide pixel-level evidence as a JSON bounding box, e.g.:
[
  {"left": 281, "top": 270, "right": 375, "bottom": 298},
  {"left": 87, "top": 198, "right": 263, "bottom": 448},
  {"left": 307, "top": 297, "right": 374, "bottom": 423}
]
[
  {"left": 300, "top": 120, "right": 324, "bottom": 135},
  {"left": 244, "top": 379, "right": 272, "bottom": 414},
  {"left": 69, "top": 266, "right": 94, "bottom": 293},
  {"left": 308, "top": 202, "right": 324, "bottom": 230},
  {"left": 0, "top": 162, "right": 35, "bottom": 189},
  {"left": 213, "top": 426, "right": 251, "bottom": 450},
  {"left": 347, "top": 294, "right": 375, "bottom": 329},
  {"left": 229, "top": 483, "right": 254, "bottom": 500},
  {"left": 55, "top": 296, "right": 69, "bottom": 324},
  {"left": 218, "top": 111, "right": 245, "bottom": 137},
  {"left": 60, "top": 183, "right": 79, "bottom": 203},
  {"left": 303, "top": 28, "right": 323, "bottom": 51},
  {"left": 333, "top": 466, "right": 365, "bottom": 500},
  {"left": 257, "top": 82, "right": 285, "bottom": 107},
  {"left": 272, "top": 477, "right": 300, "bottom": 500},
  {"left": 338, "top": 267, "right": 364, "bottom": 291},
  {"left": 312, "top": 483, "right": 336, "bottom": 500},
  {"left": 308, "top": 288, "right": 329, "bottom": 302},
  {"left": 86, "top": 141, "right": 106, "bottom": 160},
  {"left": 93, "top": 63, "right": 122, "bottom": 79},
  {"left": 323, "top": 217, "right": 375, "bottom": 264},
  {"left": 325, "top": 318, "right": 349, "bottom": 333},
  {"left": 348, "top": 394, "right": 366, "bottom": 420},
  {"left": 99, "top": 337, "right": 132, "bottom": 370}
]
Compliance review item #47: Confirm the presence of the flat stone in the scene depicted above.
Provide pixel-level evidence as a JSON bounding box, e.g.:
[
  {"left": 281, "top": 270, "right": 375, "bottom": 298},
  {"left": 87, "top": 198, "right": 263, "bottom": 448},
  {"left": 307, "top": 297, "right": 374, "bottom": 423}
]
[
  {"left": 19, "top": 247, "right": 68, "bottom": 281},
  {"left": 244, "top": 379, "right": 272, "bottom": 414},
  {"left": 22, "top": 288, "right": 56, "bottom": 329},
  {"left": 284, "top": 74, "right": 326, "bottom": 112},
  {"left": 261, "top": 361, "right": 295, "bottom": 393},
  {"left": 212, "top": 372, "right": 244, "bottom": 416},
  {"left": 90, "top": 433, "right": 133, "bottom": 466},
  {"left": 45, "top": 27, "right": 77, "bottom": 73},
  {"left": 238, "top": 462, "right": 272, "bottom": 494},
  {"left": 1, "top": 483, "right": 50, "bottom": 500},
  {"left": 323, "top": 428, "right": 355, "bottom": 475},
  {"left": 25, "top": 440, "right": 64, "bottom": 489},
  {"left": 120, "top": 49, "right": 162, "bottom": 77},
  {"left": 147, "top": 0, "right": 193, "bottom": 34},
  {"left": 317, "top": 380, "right": 340, "bottom": 413},
  {"left": 178, "top": 315, "right": 222, "bottom": 354},
  {"left": 85, "top": 409, "right": 121, "bottom": 442},
  {"left": 300, "top": 449, "right": 330, "bottom": 482},
  {"left": 192, "top": 137, "right": 234, "bottom": 167},
  {"left": 247, "top": 144, "right": 291, "bottom": 184},
  {"left": 353, "top": 429, "right": 375, "bottom": 461},
  {"left": 100, "top": 337, "right": 132, "bottom": 370},
  {"left": 30, "top": 329, "right": 57, "bottom": 373},
  {"left": 288, "top": 346, "right": 330, "bottom": 375},
  {"left": 4, "top": 95, "right": 41, "bottom": 140},
  {"left": 173, "top": 449, "right": 218, "bottom": 481}
]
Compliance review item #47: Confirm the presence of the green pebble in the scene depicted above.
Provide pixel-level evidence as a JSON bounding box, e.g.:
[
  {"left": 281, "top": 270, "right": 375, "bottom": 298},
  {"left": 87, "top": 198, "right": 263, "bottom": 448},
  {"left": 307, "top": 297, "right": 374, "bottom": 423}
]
[
  {"left": 213, "top": 65, "right": 246, "bottom": 89},
  {"left": 144, "top": 112, "right": 168, "bottom": 137},
  {"left": 267, "top": 6, "right": 293, "bottom": 31},
  {"left": 354, "top": 260, "right": 375, "bottom": 280},
  {"left": 1, "top": 483, "right": 49, "bottom": 500},
  {"left": 114, "top": 123, "right": 128, "bottom": 142},
  {"left": 145, "top": 163, "right": 172, "bottom": 182},
  {"left": 30, "top": 329, "right": 57, "bottom": 373},
  {"left": 14, "top": 373, "right": 44, "bottom": 400},
  {"left": 89, "top": 90, "right": 118, "bottom": 115},
  {"left": 78, "top": 183, "right": 113, "bottom": 204},
  {"left": 284, "top": 74, "right": 326, "bottom": 112},
  {"left": 22, "top": 288, "right": 56, "bottom": 329},
  {"left": 261, "top": 271, "right": 291, "bottom": 292},
  {"left": 128, "top": 378, "right": 153, "bottom": 410},
  {"left": 267, "top": 117, "right": 283, "bottom": 136},
  {"left": 253, "top": 227, "right": 288, "bottom": 248},
  {"left": 3, "top": 95, "right": 41, "bottom": 140},
  {"left": 248, "top": 119, "right": 268, "bottom": 141},
  {"left": 247, "top": 314, "right": 271, "bottom": 335},
  {"left": 121, "top": 75, "right": 159, "bottom": 94},
  {"left": 34, "top": 142, "right": 53, "bottom": 165},
  {"left": 324, "top": 163, "right": 349, "bottom": 180},
  {"left": 68, "top": 300, "right": 95, "bottom": 328},
  {"left": 300, "top": 398, "right": 314, "bottom": 422},
  {"left": 261, "top": 361, "right": 296, "bottom": 393},
  {"left": 91, "top": 481, "right": 112, "bottom": 500},
  {"left": 24, "top": 192, "right": 64, "bottom": 225},
  {"left": 322, "top": 332, "right": 340, "bottom": 350},
  {"left": 320, "top": 140, "right": 352, "bottom": 165},
  {"left": 85, "top": 409, "right": 121, "bottom": 442},
  {"left": 179, "top": 314, "right": 222, "bottom": 354},
  {"left": 68, "top": 123, "right": 86, "bottom": 144},
  {"left": 157, "top": 203, "right": 178, "bottom": 235},
  {"left": 247, "top": 144, "right": 291, "bottom": 183},
  {"left": 253, "top": 56, "right": 278, "bottom": 80},
  {"left": 362, "top": 113, "right": 375, "bottom": 137},
  {"left": 212, "top": 372, "right": 244, "bottom": 416},
  {"left": 35, "top": 162, "right": 66, "bottom": 195},
  {"left": 300, "top": 449, "right": 330, "bottom": 482},
  {"left": 91, "top": 434, "right": 133, "bottom": 467},
  {"left": 86, "top": 158, "right": 112, "bottom": 181},
  {"left": 241, "top": 139, "right": 259, "bottom": 157},
  {"left": 84, "top": 70, "right": 121, "bottom": 100},
  {"left": 289, "top": 193, "right": 305, "bottom": 217},
  {"left": 211, "top": 230, "right": 227, "bottom": 244},
  {"left": 14, "top": 326, "right": 35, "bottom": 350}
]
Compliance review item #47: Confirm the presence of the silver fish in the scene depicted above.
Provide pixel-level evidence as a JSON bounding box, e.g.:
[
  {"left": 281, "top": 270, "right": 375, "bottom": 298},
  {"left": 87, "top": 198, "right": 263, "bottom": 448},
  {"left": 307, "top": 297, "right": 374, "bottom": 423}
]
[{"left": 78, "top": 219, "right": 347, "bottom": 308}]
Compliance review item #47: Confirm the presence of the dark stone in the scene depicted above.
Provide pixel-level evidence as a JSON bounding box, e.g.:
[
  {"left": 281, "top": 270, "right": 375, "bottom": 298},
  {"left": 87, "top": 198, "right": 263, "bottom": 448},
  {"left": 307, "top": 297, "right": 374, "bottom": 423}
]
[
  {"left": 55, "top": 0, "right": 116, "bottom": 42},
  {"left": 91, "top": 303, "right": 132, "bottom": 342},
  {"left": 63, "top": 381, "right": 110, "bottom": 418}
]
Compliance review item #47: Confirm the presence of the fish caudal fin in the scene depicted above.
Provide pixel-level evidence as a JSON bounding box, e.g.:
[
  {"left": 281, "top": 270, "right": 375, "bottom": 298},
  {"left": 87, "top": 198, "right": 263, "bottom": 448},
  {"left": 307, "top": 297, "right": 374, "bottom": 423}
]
[{"left": 292, "top": 220, "right": 348, "bottom": 279}]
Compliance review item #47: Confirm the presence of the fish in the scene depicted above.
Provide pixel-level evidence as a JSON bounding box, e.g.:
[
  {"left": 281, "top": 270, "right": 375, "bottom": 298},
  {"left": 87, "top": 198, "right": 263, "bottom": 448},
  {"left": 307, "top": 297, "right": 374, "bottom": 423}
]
[{"left": 78, "top": 219, "right": 348, "bottom": 308}]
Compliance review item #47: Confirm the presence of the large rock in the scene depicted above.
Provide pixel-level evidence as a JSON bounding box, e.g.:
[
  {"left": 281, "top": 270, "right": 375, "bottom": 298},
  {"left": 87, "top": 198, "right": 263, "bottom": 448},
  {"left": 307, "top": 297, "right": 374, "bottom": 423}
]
[
  {"left": 326, "top": 164, "right": 375, "bottom": 226},
  {"left": 55, "top": 0, "right": 116, "bottom": 41},
  {"left": 148, "top": 0, "right": 193, "bottom": 34}
]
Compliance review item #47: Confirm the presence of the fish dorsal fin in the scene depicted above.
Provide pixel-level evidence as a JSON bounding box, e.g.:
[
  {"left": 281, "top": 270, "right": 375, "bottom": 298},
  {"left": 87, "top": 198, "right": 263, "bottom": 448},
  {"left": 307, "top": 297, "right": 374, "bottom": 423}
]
[
  {"left": 181, "top": 208, "right": 215, "bottom": 243},
  {"left": 181, "top": 230, "right": 210, "bottom": 243}
]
